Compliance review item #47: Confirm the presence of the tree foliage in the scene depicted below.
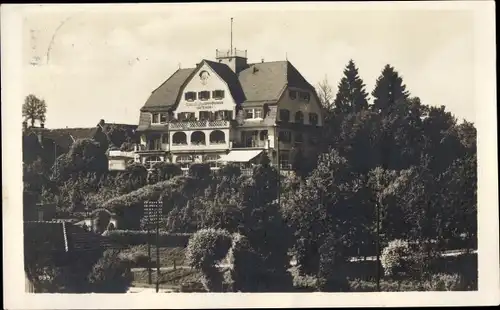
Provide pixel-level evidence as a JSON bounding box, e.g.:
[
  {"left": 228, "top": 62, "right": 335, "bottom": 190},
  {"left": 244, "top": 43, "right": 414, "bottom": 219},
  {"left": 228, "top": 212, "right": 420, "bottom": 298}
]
[
  {"left": 333, "top": 59, "right": 369, "bottom": 114},
  {"left": 23, "top": 94, "right": 47, "bottom": 127}
]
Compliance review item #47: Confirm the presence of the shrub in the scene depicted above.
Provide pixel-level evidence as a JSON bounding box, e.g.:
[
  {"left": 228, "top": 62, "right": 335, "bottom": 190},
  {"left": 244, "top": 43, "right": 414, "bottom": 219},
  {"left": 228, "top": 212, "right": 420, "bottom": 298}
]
[
  {"left": 225, "top": 233, "right": 261, "bottom": 292},
  {"left": 87, "top": 249, "right": 133, "bottom": 293},
  {"left": 381, "top": 239, "right": 413, "bottom": 278},
  {"left": 188, "top": 163, "right": 211, "bottom": 180},
  {"left": 425, "top": 273, "right": 466, "bottom": 291},
  {"left": 317, "top": 234, "right": 350, "bottom": 292},
  {"left": 216, "top": 163, "right": 241, "bottom": 179},
  {"left": 149, "top": 162, "right": 182, "bottom": 184},
  {"left": 186, "top": 228, "right": 232, "bottom": 292}
]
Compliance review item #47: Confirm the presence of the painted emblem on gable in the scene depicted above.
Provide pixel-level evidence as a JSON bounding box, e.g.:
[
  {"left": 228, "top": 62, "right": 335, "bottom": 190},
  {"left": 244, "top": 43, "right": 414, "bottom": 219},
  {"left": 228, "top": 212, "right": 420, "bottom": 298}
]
[{"left": 199, "top": 70, "right": 210, "bottom": 85}]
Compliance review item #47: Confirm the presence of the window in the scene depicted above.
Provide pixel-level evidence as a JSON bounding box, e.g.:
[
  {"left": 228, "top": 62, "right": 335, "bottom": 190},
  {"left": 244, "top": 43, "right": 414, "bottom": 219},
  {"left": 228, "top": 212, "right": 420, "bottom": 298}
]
[
  {"left": 185, "top": 92, "right": 196, "bottom": 101},
  {"left": 244, "top": 108, "right": 263, "bottom": 120},
  {"left": 279, "top": 109, "right": 290, "bottom": 122},
  {"left": 160, "top": 113, "right": 168, "bottom": 124},
  {"left": 309, "top": 113, "right": 319, "bottom": 126},
  {"left": 151, "top": 113, "right": 160, "bottom": 124},
  {"left": 294, "top": 132, "right": 303, "bottom": 144},
  {"left": 172, "top": 132, "right": 187, "bottom": 145},
  {"left": 205, "top": 154, "right": 222, "bottom": 168},
  {"left": 191, "top": 131, "right": 206, "bottom": 145},
  {"left": 278, "top": 131, "right": 291, "bottom": 143},
  {"left": 279, "top": 152, "right": 290, "bottom": 169},
  {"left": 145, "top": 156, "right": 162, "bottom": 170},
  {"left": 289, "top": 90, "right": 297, "bottom": 100},
  {"left": 295, "top": 111, "right": 304, "bottom": 123},
  {"left": 209, "top": 130, "right": 226, "bottom": 144},
  {"left": 299, "top": 92, "right": 310, "bottom": 102},
  {"left": 198, "top": 91, "right": 210, "bottom": 101},
  {"left": 161, "top": 134, "right": 169, "bottom": 144},
  {"left": 244, "top": 109, "right": 254, "bottom": 119},
  {"left": 259, "top": 130, "right": 268, "bottom": 141},
  {"left": 176, "top": 155, "right": 192, "bottom": 169},
  {"left": 199, "top": 111, "right": 211, "bottom": 121},
  {"left": 212, "top": 90, "right": 225, "bottom": 100}
]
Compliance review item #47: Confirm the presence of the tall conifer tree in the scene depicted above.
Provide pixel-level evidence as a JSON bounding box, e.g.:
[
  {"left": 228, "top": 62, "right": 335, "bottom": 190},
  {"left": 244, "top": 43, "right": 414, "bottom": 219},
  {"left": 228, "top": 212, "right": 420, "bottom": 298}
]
[
  {"left": 333, "top": 60, "right": 369, "bottom": 114},
  {"left": 371, "top": 64, "right": 410, "bottom": 114}
]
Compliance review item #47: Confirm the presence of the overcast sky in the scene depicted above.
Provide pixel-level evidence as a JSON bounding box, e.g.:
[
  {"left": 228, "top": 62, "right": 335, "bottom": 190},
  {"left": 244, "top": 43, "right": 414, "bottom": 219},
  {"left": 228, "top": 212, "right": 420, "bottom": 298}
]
[{"left": 22, "top": 3, "right": 476, "bottom": 128}]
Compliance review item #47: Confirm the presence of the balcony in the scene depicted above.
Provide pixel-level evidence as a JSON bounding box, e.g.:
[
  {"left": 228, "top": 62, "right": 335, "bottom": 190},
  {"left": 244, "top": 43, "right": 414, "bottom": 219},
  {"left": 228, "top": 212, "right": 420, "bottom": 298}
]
[
  {"left": 231, "top": 139, "right": 269, "bottom": 149},
  {"left": 169, "top": 120, "right": 230, "bottom": 130},
  {"left": 216, "top": 48, "right": 247, "bottom": 59},
  {"left": 134, "top": 144, "right": 169, "bottom": 153}
]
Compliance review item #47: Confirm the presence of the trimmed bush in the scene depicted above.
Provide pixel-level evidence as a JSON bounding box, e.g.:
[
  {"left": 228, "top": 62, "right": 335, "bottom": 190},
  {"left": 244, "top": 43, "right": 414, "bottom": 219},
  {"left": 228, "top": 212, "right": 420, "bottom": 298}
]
[
  {"left": 87, "top": 249, "right": 133, "bottom": 293},
  {"left": 188, "top": 163, "right": 211, "bottom": 179},
  {"left": 186, "top": 228, "right": 232, "bottom": 292},
  {"left": 102, "top": 230, "right": 191, "bottom": 247},
  {"left": 381, "top": 239, "right": 412, "bottom": 277}
]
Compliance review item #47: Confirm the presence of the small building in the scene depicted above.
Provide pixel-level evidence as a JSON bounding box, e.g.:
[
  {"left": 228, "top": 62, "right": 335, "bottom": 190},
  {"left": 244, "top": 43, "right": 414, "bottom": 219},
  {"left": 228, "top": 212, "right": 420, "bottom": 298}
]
[{"left": 23, "top": 220, "right": 115, "bottom": 292}]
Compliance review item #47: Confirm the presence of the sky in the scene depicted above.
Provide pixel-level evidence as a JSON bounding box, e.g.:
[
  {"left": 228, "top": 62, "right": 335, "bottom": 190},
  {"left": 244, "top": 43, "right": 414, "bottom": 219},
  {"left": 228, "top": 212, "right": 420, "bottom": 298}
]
[{"left": 21, "top": 3, "right": 476, "bottom": 128}]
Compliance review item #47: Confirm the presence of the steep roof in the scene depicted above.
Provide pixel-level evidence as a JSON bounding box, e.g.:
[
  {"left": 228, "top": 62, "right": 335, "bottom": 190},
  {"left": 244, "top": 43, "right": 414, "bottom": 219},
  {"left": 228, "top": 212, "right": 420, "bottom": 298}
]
[
  {"left": 204, "top": 60, "right": 246, "bottom": 103},
  {"left": 24, "top": 221, "right": 114, "bottom": 256},
  {"left": 139, "top": 59, "right": 317, "bottom": 112},
  {"left": 142, "top": 68, "right": 196, "bottom": 111}
]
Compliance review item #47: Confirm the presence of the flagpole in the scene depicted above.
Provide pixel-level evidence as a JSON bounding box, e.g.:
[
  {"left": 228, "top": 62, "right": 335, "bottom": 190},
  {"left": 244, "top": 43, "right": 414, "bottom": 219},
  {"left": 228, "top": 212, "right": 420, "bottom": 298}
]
[{"left": 230, "top": 18, "right": 233, "bottom": 53}]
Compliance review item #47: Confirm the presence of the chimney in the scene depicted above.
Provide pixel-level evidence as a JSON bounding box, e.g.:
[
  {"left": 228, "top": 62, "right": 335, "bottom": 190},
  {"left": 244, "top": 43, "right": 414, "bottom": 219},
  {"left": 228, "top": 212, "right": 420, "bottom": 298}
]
[
  {"left": 22, "top": 121, "right": 28, "bottom": 130},
  {"left": 40, "top": 123, "right": 45, "bottom": 128},
  {"left": 261, "top": 58, "right": 264, "bottom": 63}
]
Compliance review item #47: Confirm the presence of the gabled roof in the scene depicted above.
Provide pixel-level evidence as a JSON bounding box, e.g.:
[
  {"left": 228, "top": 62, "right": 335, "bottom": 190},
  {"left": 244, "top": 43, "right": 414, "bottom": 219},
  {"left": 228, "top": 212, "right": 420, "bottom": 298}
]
[
  {"left": 139, "top": 59, "right": 317, "bottom": 113},
  {"left": 24, "top": 221, "right": 114, "bottom": 256},
  {"left": 142, "top": 68, "right": 196, "bottom": 111},
  {"left": 204, "top": 60, "right": 246, "bottom": 103}
]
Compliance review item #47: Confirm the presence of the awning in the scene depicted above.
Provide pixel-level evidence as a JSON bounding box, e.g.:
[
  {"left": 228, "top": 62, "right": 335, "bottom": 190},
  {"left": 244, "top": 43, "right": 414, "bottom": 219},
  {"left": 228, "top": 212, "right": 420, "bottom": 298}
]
[{"left": 219, "top": 150, "right": 263, "bottom": 163}]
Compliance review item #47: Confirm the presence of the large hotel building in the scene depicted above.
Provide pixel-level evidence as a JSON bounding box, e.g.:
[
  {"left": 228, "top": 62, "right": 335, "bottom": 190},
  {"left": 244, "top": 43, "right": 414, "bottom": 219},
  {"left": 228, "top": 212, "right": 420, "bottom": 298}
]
[{"left": 131, "top": 48, "right": 324, "bottom": 173}]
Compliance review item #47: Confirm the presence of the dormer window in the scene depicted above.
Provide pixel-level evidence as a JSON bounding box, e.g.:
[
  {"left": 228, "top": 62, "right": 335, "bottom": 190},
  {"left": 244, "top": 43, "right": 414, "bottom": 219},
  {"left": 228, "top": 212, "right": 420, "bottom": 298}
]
[
  {"left": 160, "top": 113, "right": 168, "bottom": 124},
  {"left": 198, "top": 91, "right": 210, "bottom": 101},
  {"left": 151, "top": 113, "right": 160, "bottom": 124},
  {"left": 289, "top": 90, "right": 297, "bottom": 100},
  {"left": 279, "top": 109, "right": 290, "bottom": 122},
  {"left": 244, "top": 108, "right": 263, "bottom": 120},
  {"left": 212, "top": 90, "right": 225, "bottom": 100},
  {"left": 185, "top": 92, "right": 196, "bottom": 101},
  {"left": 299, "top": 92, "right": 310, "bottom": 102}
]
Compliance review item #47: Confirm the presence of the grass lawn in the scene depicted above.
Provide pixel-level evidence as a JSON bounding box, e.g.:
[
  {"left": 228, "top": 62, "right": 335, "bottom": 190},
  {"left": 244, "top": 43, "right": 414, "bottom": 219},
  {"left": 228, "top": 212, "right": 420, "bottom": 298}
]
[
  {"left": 119, "top": 245, "right": 187, "bottom": 268},
  {"left": 131, "top": 267, "right": 202, "bottom": 288}
]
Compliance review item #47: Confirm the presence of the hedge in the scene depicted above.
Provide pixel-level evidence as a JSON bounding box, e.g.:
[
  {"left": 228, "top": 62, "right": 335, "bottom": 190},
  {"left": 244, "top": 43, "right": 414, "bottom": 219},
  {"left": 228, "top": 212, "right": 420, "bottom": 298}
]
[{"left": 103, "top": 230, "right": 192, "bottom": 247}]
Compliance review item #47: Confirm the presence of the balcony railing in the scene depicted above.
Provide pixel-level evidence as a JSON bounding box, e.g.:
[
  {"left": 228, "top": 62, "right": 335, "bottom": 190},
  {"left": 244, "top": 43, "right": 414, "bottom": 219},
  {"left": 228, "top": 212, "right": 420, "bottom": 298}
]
[
  {"left": 169, "top": 120, "right": 230, "bottom": 130},
  {"left": 134, "top": 144, "right": 169, "bottom": 152},
  {"left": 216, "top": 48, "right": 247, "bottom": 59}
]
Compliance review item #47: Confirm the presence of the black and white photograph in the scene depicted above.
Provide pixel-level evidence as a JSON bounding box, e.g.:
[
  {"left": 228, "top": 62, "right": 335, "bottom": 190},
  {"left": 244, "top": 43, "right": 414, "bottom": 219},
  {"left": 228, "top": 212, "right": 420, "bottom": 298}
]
[{"left": 2, "top": 1, "right": 498, "bottom": 308}]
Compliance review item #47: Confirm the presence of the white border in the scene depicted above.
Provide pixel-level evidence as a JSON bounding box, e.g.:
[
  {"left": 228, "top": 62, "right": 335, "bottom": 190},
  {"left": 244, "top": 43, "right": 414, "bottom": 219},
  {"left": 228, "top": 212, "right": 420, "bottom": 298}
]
[{"left": 2, "top": 2, "right": 498, "bottom": 308}]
